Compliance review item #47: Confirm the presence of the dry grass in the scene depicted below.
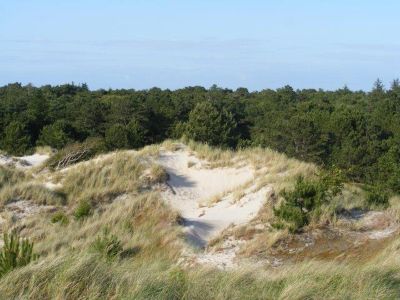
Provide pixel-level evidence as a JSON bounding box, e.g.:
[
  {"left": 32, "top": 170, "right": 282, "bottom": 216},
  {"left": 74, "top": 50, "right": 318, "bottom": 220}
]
[
  {"left": 148, "top": 164, "right": 169, "bottom": 184},
  {"left": 61, "top": 152, "right": 145, "bottom": 206},
  {"left": 0, "top": 165, "right": 64, "bottom": 208},
  {"left": 0, "top": 183, "right": 65, "bottom": 208},
  {"left": 1, "top": 140, "right": 400, "bottom": 299},
  {"left": 34, "top": 146, "right": 54, "bottom": 155},
  {"left": 187, "top": 140, "right": 236, "bottom": 168},
  {"left": 0, "top": 165, "right": 28, "bottom": 188}
]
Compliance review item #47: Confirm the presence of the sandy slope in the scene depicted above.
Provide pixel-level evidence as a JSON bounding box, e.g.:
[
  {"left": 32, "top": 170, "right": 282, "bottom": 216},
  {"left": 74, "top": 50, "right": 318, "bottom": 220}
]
[
  {"left": 0, "top": 153, "right": 49, "bottom": 168},
  {"left": 157, "top": 149, "right": 269, "bottom": 248}
]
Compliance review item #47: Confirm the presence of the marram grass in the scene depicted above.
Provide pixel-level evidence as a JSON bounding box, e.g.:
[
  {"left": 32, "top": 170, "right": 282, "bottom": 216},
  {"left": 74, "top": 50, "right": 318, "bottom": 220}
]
[{"left": 0, "top": 142, "right": 399, "bottom": 299}]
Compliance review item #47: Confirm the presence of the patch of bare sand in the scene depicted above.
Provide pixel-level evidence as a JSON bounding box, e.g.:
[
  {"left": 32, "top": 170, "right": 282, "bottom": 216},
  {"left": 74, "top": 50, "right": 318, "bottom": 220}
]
[
  {"left": 0, "top": 153, "right": 49, "bottom": 169},
  {"left": 156, "top": 148, "right": 271, "bottom": 268}
]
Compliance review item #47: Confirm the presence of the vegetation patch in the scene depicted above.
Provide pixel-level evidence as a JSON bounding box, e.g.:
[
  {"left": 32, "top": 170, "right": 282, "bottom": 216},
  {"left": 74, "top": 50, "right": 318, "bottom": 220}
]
[
  {"left": 51, "top": 211, "right": 69, "bottom": 225},
  {"left": 0, "top": 232, "right": 36, "bottom": 278},
  {"left": 273, "top": 169, "right": 344, "bottom": 232},
  {"left": 74, "top": 200, "right": 92, "bottom": 220},
  {"left": 61, "top": 152, "right": 144, "bottom": 205},
  {"left": 44, "top": 137, "right": 106, "bottom": 170},
  {"left": 90, "top": 229, "right": 123, "bottom": 260}
]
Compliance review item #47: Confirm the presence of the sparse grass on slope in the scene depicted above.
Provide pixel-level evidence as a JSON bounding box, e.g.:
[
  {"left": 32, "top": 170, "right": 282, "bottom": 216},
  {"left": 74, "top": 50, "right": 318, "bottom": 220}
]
[
  {"left": 61, "top": 152, "right": 145, "bottom": 206},
  {"left": 0, "top": 165, "right": 65, "bottom": 208},
  {"left": 0, "top": 166, "right": 27, "bottom": 189},
  {"left": 0, "top": 141, "right": 400, "bottom": 299}
]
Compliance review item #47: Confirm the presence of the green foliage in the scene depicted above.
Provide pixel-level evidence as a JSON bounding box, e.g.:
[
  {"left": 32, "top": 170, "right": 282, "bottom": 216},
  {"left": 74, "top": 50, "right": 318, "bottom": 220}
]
[
  {"left": 1, "top": 81, "right": 400, "bottom": 193},
  {"left": 1, "top": 121, "right": 31, "bottom": 155},
  {"left": 105, "top": 124, "right": 129, "bottom": 150},
  {"left": 185, "top": 101, "right": 237, "bottom": 147},
  {"left": 376, "top": 145, "right": 400, "bottom": 193},
  {"left": 274, "top": 202, "right": 307, "bottom": 232},
  {"left": 274, "top": 172, "right": 344, "bottom": 231},
  {"left": 74, "top": 200, "right": 92, "bottom": 220},
  {"left": 51, "top": 211, "right": 69, "bottom": 225},
  {"left": 91, "top": 229, "right": 123, "bottom": 260},
  {"left": 0, "top": 232, "right": 35, "bottom": 277},
  {"left": 37, "top": 120, "right": 73, "bottom": 149},
  {"left": 365, "top": 186, "right": 389, "bottom": 208},
  {"left": 127, "top": 119, "right": 147, "bottom": 149}
]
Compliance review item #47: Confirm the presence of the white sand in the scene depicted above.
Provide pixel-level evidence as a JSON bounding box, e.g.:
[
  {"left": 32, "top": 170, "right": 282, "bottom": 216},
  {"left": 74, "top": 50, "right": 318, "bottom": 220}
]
[
  {"left": 19, "top": 154, "right": 49, "bottom": 167},
  {"left": 0, "top": 153, "right": 49, "bottom": 169},
  {"left": 157, "top": 149, "right": 269, "bottom": 248}
]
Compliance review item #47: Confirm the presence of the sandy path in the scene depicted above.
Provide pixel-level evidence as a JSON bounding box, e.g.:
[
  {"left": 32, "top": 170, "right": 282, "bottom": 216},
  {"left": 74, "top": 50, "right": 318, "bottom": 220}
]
[{"left": 157, "top": 149, "right": 269, "bottom": 248}]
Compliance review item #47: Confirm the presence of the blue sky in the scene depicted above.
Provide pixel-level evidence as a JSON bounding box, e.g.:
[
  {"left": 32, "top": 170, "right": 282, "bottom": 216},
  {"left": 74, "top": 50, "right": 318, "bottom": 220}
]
[{"left": 1, "top": 0, "right": 399, "bottom": 91}]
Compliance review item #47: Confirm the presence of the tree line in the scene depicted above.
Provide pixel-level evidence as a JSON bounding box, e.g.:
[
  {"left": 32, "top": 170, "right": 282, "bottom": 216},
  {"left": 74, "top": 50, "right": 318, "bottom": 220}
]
[{"left": 1, "top": 80, "right": 400, "bottom": 193}]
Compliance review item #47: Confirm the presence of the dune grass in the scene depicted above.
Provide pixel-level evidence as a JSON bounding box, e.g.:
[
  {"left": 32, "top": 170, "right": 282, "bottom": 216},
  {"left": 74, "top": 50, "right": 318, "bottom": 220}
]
[
  {"left": 60, "top": 152, "right": 145, "bottom": 206},
  {"left": 0, "top": 165, "right": 65, "bottom": 208},
  {"left": 0, "top": 165, "right": 27, "bottom": 189},
  {"left": 0, "top": 141, "right": 400, "bottom": 299}
]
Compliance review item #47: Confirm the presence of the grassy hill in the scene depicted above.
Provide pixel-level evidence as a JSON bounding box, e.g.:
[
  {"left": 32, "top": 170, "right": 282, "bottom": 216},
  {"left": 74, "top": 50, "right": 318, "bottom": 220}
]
[{"left": 0, "top": 140, "right": 399, "bottom": 299}]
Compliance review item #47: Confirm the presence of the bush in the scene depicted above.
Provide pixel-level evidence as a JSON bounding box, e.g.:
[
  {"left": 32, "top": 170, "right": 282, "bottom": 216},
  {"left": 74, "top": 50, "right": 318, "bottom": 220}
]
[
  {"left": 91, "top": 229, "right": 123, "bottom": 260},
  {"left": 366, "top": 186, "right": 389, "bottom": 208},
  {"left": 51, "top": 211, "right": 69, "bottom": 225},
  {"left": 274, "top": 173, "right": 344, "bottom": 232},
  {"left": 1, "top": 121, "right": 31, "bottom": 155},
  {"left": 37, "top": 121, "right": 74, "bottom": 149},
  {"left": 185, "top": 102, "right": 237, "bottom": 147},
  {"left": 105, "top": 124, "right": 129, "bottom": 150},
  {"left": 74, "top": 200, "right": 92, "bottom": 220},
  {"left": 0, "top": 232, "right": 36, "bottom": 277},
  {"left": 274, "top": 204, "right": 307, "bottom": 232},
  {"left": 127, "top": 119, "right": 147, "bottom": 149}
]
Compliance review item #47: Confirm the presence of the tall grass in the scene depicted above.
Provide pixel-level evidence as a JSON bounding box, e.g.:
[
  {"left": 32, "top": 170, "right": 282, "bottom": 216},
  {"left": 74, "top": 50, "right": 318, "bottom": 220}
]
[
  {"left": 0, "top": 166, "right": 27, "bottom": 188},
  {"left": 0, "top": 165, "right": 65, "bottom": 208},
  {"left": 61, "top": 152, "right": 145, "bottom": 205},
  {"left": 1, "top": 237, "right": 400, "bottom": 299},
  {"left": 1, "top": 141, "right": 399, "bottom": 299}
]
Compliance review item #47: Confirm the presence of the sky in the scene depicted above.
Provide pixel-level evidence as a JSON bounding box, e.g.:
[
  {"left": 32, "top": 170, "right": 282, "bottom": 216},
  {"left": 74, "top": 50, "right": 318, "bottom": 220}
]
[{"left": 1, "top": 0, "right": 399, "bottom": 91}]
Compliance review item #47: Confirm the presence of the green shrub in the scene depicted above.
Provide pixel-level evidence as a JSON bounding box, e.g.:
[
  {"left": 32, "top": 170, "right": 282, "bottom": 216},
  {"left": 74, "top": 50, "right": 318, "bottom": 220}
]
[
  {"left": 1, "top": 121, "right": 31, "bottom": 156},
  {"left": 91, "top": 229, "right": 123, "bottom": 260},
  {"left": 366, "top": 186, "right": 389, "bottom": 207},
  {"left": 274, "top": 172, "right": 344, "bottom": 231},
  {"left": 37, "top": 120, "right": 74, "bottom": 149},
  {"left": 274, "top": 204, "right": 307, "bottom": 232},
  {"left": 185, "top": 101, "right": 237, "bottom": 147},
  {"left": 105, "top": 124, "right": 129, "bottom": 150},
  {"left": 51, "top": 211, "right": 69, "bottom": 225},
  {"left": 127, "top": 119, "right": 148, "bottom": 149},
  {"left": 0, "top": 232, "right": 36, "bottom": 277},
  {"left": 74, "top": 200, "right": 92, "bottom": 220}
]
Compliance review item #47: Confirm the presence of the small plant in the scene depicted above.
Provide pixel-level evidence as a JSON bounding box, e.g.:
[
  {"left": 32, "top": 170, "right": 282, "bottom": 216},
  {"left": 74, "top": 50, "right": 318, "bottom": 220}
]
[
  {"left": 187, "top": 161, "right": 196, "bottom": 168},
  {"left": 366, "top": 186, "right": 389, "bottom": 208},
  {"left": 274, "top": 173, "right": 344, "bottom": 232},
  {"left": 149, "top": 165, "right": 169, "bottom": 183},
  {"left": 51, "top": 211, "right": 69, "bottom": 225},
  {"left": 91, "top": 229, "right": 123, "bottom": 260},
  {"left": 0, "top": 232, "right": 36, "bottom": 277},
  {"left": 74, "top": 200, "right": 92, "bottom": 220}
]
